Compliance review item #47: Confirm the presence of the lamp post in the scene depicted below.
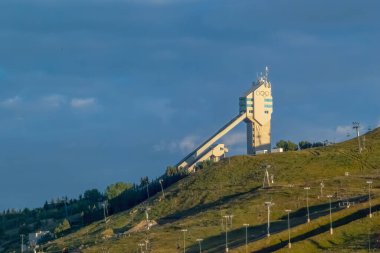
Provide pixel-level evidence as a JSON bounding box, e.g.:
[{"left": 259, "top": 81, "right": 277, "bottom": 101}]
[
  {"left": 265, "top": 201, "right": 274, "bottom": 237},
  {"left": 181, "top": 229, "right": 188, "bottom": 253},
  {"left": 304, "top": 187, "right": 311, "bottom": 223},
  {"left": 243, "top": 223, "right": 249, "bottom": 253},
  {"left": 196, "top": 238, "right": 203, "bottom": 253},
  {"left": 285, "top": 210, "right": 292, "bottom": 248},
  {"left": 20, "top": 234, "right": 24, "bottom": 253},
  {"left": 223, "top": 215, "right": 233, "bottom": 252},
  {"left": 327, "top": 195, "right": 333, "bottom": 235},
  {"left": 367, "top": 180, "right": 373, "bottom": 218},
  {"left": 159, "top": 179, "right": 165, "bottom": 198}
]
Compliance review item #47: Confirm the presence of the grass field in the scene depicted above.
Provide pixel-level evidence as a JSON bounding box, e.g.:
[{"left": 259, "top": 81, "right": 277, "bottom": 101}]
[{"left": 42, "top": 128, "right": 380, "bottom": 253}]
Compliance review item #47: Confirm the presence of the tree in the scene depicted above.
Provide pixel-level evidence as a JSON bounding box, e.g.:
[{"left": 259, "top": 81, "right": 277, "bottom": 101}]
[
  {"left": 287, "top": 141, "right": 298, "bottom": 151},
  {"left": 140, "top": 177, "right": 150, "bottom": 198},
  {"left": 54, "top": 219, "right": 71, "bottom": 236},
  {"left": 312, "top": 142, "right": 324, "bottom": 147},
  {"left": 83, "top": 189, "right": 103, "bottom": 203},
  {"left": 105, "top": 182, "right": 133, "bottom": 200},
  {"left": 299, "top": 141, "right": 312, "bottom": 150},
  {"left": 276, "top": 140, "right": 288, "bottom": 150},
  {"left": 276, "top": 140, "right": 298, "bottom": 151}
]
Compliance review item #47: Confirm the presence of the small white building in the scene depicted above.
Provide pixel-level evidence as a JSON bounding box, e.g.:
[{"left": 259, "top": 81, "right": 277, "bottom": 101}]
[
  {"left": 28, "top": 231, "right": 50, "bottom": 246},
  {"left": 271, "top": 148, "right": 284, "bottom": 153},
  {"left": 255, "top": 149, "right": 268, "bottom": 155}
]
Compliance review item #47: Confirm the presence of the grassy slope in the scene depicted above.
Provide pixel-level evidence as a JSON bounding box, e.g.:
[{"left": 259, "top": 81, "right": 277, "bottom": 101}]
[{"left": 44, "top": 128, "right": 380, "bottom": 253}]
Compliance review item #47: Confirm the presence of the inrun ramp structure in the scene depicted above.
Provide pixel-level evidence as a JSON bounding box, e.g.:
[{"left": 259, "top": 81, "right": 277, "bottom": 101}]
[{"left": 176, "top": 67, "right": 273, "bottom": 171}]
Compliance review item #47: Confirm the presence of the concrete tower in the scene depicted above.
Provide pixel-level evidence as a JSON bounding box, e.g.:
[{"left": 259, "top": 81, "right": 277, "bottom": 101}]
[{"left": 239, "top": 67, "right": 273, "bottom": 154}]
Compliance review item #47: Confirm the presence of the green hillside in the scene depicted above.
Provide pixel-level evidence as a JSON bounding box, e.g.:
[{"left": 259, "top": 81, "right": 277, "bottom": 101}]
[{"left": 37, "top": 128, "right": 380, "bottom": 252}]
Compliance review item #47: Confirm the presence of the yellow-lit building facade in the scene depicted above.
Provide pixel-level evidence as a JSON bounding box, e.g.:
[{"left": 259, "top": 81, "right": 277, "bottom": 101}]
[{"left": 239, "top": 72, "right": 273, "bottom": 154}]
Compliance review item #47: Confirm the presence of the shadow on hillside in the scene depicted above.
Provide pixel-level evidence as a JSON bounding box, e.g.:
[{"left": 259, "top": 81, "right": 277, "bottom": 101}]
[
  {"left": 185, "top": 196, "right": 369, "bottom": 253},
  {"left": 157, "top": 186, "right": 261, "bottom": 225},
  {"left": 252, "top": 203, "right": 380, "bottom": 253}
]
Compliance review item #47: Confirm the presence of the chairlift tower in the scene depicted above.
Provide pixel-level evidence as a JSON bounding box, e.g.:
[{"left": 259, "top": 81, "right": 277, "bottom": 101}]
[
  {"left": 352, "top": 122, "right": 362, "bottom": 153},
  {"left": 320, "top": 181, "right": 325, "bottom": 198},
  {"left": 263, "top": 165, "right": 271, "bottom": 188}
]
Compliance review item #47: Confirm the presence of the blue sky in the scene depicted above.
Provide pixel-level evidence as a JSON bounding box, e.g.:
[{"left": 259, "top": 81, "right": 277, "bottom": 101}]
[{"left": 1, "top": 0, "right": 379, "bottom": 210}]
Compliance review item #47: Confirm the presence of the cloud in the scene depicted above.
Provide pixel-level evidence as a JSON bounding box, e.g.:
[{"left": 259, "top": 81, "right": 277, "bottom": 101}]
[
  {"left": 70, "top": 98, "right": 97, "bottom": 109},
  {"left": 153, "top": 135, "right": 200, "bottom": 154},
  {"left": 222, "top": 131, "right": 245, "bottom": 146},
  {"left": 275, "top": 31, "right": 324, "bottom": 47},
  {"left": 153, "top": 140, "right": 177, "bottom": 152},
  {"left": 0, "top": 96, "right": 22, "bottom": 108},
  {"left": 178, "top": 135, "right": 199, "bottom": 152},
  {"left": 41, "top": 94, "right": 66, "bottom": 108},
  {"left": 137, "top": 98, "right": 176, "bottom": 123}
]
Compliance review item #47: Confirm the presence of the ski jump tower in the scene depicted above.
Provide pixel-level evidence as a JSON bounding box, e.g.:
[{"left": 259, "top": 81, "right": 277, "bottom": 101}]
[{"left": 176, "top": 67, "right": 273, "bottom": 171}]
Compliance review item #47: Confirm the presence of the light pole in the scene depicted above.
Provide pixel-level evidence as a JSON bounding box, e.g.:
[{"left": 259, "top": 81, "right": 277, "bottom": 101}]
[
  {"left": 265, "top": 201, "right": 274, "bottom": 237},
  {"left": 159, "top": 179, "right": 165, "bottom": 198},
  {"left": 223, "top": 215, "right": 233, "bottom": 252},
  {"left": 367, "top": 180, "right": 373, "bottom": 218},
  {"left": 285, "top": 210, "right": 292, "bottom": 248},
  {"left": 20, "top": 234, "right": 24, "bottom": 253},
  {"left": 304, "top": 187, "right": 311, "bottom": 223},
  {"left": 196, "top": 238, "right": 203, "bottom": 253},
  {"left": 243, "top": 223, "right": 249, "bottom": 253},
  {"left": 327, "top": 195, "right": 333, "bottom": 235},
  {"left": 138, "top": 243, "right": 145, "bottom": 253},
  {"left": 181, "top": 229, "right": 188, "bottom": 253}
]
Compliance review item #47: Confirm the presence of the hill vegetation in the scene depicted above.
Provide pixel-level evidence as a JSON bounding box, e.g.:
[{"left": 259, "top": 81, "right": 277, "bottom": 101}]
[
  {"left": 38, "top": 127, "right": 380, "bottom": 253},
  {"left": 2, "top": 127, "right": 379, "bottom": 252}
]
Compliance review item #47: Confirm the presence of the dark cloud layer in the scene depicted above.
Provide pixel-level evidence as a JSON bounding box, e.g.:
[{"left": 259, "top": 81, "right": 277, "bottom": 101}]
[{"left": 1, "top": 0, "right": 379, "bottom": 210}]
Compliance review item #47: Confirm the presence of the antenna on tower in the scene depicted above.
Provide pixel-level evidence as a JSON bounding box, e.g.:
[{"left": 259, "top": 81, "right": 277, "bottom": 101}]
[{"left": 265, "top": 66, "right": 269, "bottom": 81}]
